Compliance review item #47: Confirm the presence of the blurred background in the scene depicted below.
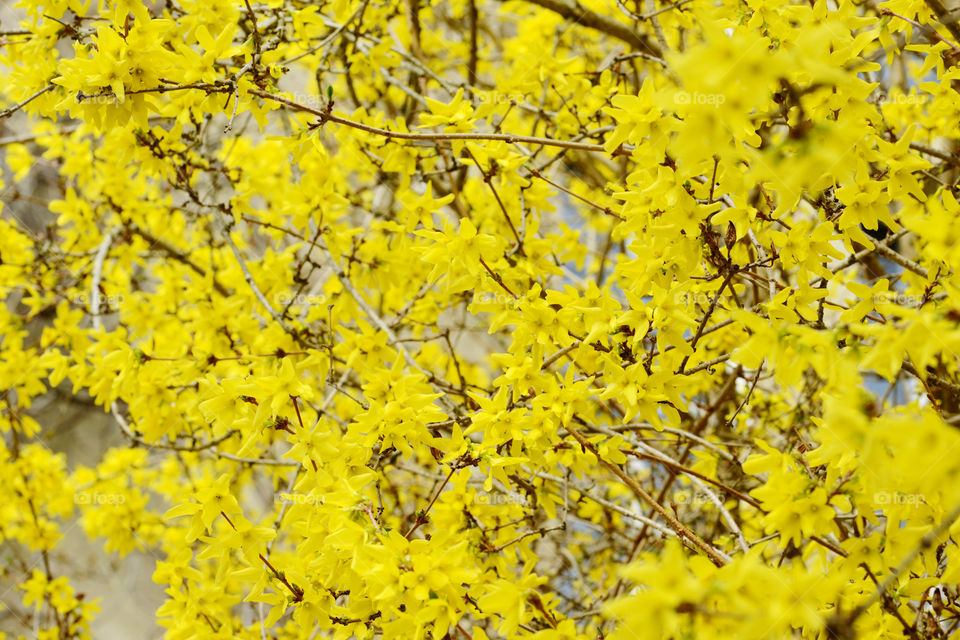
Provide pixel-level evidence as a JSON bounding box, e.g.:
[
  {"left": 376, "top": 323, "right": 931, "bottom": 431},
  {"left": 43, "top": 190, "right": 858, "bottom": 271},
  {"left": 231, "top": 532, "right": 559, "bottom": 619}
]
[{"left": 0, "top": 0, "right": 165, "bottom": 636}]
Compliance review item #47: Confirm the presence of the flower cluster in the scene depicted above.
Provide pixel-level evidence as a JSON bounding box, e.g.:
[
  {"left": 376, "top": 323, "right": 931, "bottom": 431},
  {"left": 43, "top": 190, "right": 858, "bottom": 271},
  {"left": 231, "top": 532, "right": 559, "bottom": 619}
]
[{"left": 3, "top": 0, "right": 960, "bottom": 637}]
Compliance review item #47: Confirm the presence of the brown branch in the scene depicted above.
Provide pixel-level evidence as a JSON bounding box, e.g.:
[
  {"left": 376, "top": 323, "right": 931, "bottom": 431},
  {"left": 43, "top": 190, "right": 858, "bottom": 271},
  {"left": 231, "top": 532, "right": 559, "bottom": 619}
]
[
  {"left": 248, "top": 88, "right": 613, "bottom": 153},
  {"left": 478, "top": 255, "right": 518, "bottom": 298},
  {"left": 466, "top": 147, "right": 525, "bottom": 253},
  {"left": 881, "top": 7, "right": 960, "bottom": 51},
  {"left": 836, "top": 502, "right": 960, "bottom": 629},
  {"left": 0, "top": 84, "right": 54, "bottom": 120},
  {"left": 565, "top": 424, "right": 731, "bottom": 566},
  {"left": 504, "top": 0, "right": 662, "bottom": 56},
  {"left": 625, "top": 450, "right": 762, "bottom": 510},
  {"left": 901, "top": 360, "right": 960, "bottom": 396},
  {"left": 242, "top": 0, "right": 263, "bottom": 60},
  {"left": 405, "top": 465, "right": 456, "bottom": 538},
  {"left": 676, "top": 271, "right": 735, "bottom": 374},
  {"left": 467, "top": 0, "right": 479, "bottom": 86},
  {"left": 528, "top": 167, "right": 624, "bottom": 220},
  {"left": 258, "top": 554, "right": 304, "bottom": 602},
  {"left": 922, "top": 0, "right": 960, "bottom": 48},
  {"left": 127, "top": 225, "right": 230, "bottom": 297}
]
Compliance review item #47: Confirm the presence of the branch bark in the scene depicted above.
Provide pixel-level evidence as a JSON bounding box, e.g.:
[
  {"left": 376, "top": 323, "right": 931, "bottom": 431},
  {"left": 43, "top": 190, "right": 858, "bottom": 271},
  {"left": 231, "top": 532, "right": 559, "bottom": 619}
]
[
  {"left": 503, "top": 0, "right": 663, "bottom": 57},
  {"left": 565, "top": 423, "right": 732, "bottom": 566}
]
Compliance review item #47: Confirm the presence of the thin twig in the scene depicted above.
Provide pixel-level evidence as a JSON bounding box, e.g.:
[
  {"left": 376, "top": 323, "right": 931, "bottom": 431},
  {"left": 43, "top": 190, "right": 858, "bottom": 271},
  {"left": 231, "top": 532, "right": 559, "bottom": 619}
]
[
  {"left": 0, "top": 85, "right": 54, "bottom": 120},
  {"left": 565, "top": 424, "right": 732, "bottom": 566}
]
